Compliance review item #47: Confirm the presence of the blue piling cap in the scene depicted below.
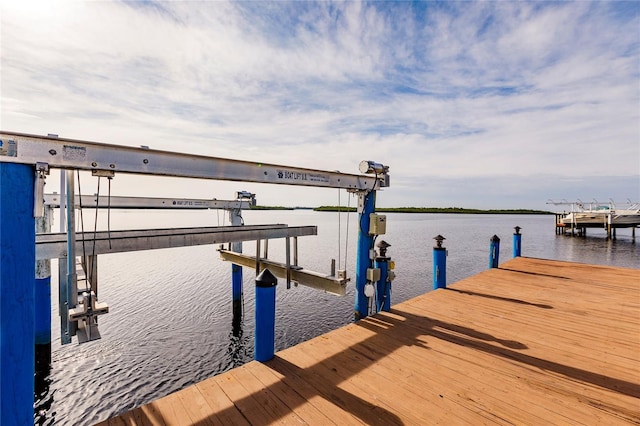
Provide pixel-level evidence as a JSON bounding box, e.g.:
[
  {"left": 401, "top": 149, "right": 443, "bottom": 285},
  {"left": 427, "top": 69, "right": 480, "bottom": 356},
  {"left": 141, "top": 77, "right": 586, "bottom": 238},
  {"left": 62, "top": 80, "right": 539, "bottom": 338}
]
[
  {"left": 256, "top": 268, "right": 278, "bottom": 287},
  {"left": 490, "top": 235, "right": 501, "bottom": 242}
]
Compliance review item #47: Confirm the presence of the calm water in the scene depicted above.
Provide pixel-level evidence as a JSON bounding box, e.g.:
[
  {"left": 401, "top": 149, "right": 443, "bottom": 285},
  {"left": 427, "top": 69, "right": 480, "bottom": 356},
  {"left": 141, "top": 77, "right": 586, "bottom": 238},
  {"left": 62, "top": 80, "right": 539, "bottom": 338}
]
[{"left": 36, "top": 211, "right": 639, "bottom": 425}]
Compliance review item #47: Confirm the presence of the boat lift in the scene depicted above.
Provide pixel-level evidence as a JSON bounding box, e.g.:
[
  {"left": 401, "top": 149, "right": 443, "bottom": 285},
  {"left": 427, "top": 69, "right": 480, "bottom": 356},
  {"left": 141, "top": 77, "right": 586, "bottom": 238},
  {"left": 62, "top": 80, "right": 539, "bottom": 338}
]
[
  {"left": 0, "top": 131, "right": 390, "bottom": 426},
  {"left": 547, "top": 199, "right": 640, "bottom": 238}
]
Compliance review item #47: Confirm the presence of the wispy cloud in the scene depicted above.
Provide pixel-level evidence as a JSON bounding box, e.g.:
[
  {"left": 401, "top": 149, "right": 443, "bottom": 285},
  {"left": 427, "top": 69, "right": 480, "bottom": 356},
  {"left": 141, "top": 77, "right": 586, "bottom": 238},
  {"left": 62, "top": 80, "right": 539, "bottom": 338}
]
[{"left": 1, "top": 0, "right": 638, "bottom": 208}]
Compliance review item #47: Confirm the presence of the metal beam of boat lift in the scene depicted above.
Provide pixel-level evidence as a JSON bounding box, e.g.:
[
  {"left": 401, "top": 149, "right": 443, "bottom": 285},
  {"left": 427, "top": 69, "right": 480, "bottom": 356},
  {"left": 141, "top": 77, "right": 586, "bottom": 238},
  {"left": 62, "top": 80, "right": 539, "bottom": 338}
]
[
  {"left": 44, "top": 193, "right": 255, "bottom": 210},
  {"left": 218, "top": 249, "right": 349, "bottom": 296},
  {"left": 1, "top": 131, "right": 387, "bottom": 190}
]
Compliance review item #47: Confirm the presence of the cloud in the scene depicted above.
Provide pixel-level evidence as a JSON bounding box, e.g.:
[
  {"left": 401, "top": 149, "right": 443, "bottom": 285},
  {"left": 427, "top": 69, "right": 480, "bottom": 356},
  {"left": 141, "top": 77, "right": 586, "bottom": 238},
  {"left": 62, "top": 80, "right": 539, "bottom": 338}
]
[{"left": 1, "top": 1, "right": 638, "bottom": 208}]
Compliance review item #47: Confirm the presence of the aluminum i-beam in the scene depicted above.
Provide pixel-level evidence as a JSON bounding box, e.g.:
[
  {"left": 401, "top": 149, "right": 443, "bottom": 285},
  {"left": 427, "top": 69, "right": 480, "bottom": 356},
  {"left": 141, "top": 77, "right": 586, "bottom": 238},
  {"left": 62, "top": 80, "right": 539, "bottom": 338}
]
[
  {"left": 36, "top": 224, "right": 316, "bottom": 260},
  {"left": 218, "top": 249, "right": 348, "bottom": 296},
  {"left": 43, "top": 194, "right": 252, "bottom": 210},
  {"left": 0, "top": 132, "right": 388, "bottom": 190}
]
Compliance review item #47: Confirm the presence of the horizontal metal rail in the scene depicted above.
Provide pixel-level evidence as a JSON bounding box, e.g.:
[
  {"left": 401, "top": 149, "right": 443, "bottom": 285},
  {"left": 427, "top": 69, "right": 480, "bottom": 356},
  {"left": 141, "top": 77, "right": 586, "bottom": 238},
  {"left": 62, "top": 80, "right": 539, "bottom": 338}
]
[
  {"left": 43, "top": 194, "right": 251, "bottom": 210},
  {"left": 0, "top": 131, "right": 386, "bottom": 190},
  {"left": 36, "top": 224, "right": 317, "bottom": 260},
  {"left": 219, "top": 249, "right": 348, "bottom": 296}
]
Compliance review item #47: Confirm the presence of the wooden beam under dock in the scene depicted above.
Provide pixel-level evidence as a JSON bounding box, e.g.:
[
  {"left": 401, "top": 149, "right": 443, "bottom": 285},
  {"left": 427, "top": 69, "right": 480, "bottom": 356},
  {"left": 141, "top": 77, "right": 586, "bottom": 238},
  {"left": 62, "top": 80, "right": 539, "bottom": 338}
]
[{"left": 97, "top": 257, "right": 640, "bottom": 425}]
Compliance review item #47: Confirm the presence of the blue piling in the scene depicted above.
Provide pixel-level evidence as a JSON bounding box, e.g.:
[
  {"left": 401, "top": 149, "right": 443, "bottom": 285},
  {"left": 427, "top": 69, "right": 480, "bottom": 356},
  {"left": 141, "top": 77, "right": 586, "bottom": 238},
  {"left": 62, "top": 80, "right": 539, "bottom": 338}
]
[
  {"left": 255, "top": 268, "right": 277, "bottom": 362},
  {"left": 489, "top": 235, "right": 501, "bottom": 268},
  {"left": 0, "top": 162, "right": 36, "bottom": 426},
  {"left": 35, "top": 276, "right": 51, "bottom": 345},
  {"left": 355, "top": 190, "right": 376, "bottom": 320},
  {"left": 433, "top": 235, "right": 447, "bottom": 289},
  {"left": 232, "top": 264, "right": 243, "bottom": 315},
  {"left": 513, "top": 226, "right": 522, "bottom": 258},
  {"left": 229, "top": 209, "right": 243, "bottom": 323}
]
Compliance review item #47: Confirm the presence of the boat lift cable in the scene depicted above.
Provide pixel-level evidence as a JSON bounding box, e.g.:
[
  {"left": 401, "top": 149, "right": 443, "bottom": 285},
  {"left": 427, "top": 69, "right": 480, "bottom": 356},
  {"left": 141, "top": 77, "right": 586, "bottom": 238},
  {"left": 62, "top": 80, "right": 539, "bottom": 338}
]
[
  {"left": 344, "top": 192, "right": 352, "bottom": 271},
  {"left": 107, "top": 176, "right": 113, "bottom": 249},
  {"left": 77, "top": 170, "right": 89, "bottom": 290},
  {"left": 338, "top": 188, "right": 341, "bottom": 270},
  {"left": 91, "top": 176, "right": 101, "bottom": 286}
]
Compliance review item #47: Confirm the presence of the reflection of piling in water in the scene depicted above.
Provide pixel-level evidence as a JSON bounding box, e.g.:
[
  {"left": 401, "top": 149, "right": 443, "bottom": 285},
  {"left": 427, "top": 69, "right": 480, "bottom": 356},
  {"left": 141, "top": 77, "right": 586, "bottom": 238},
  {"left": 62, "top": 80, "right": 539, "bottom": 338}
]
[{"left": 34, "top": 344, "right": 53, "bottom": 423}]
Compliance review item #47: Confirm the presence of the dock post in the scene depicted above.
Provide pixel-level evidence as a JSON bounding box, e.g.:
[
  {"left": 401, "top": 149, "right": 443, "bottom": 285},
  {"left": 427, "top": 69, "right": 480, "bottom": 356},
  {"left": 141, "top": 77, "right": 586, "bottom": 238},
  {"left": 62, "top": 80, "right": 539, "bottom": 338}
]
[
  {"left": 513, "top": 226, "right": 522, "bottom": 258},
  {"left": 433, "top": 235, "right": 447, "bottom": 289},
  {"left": 35, "top": 205, "right": 53, "bottom": 359},
  {"left": 375, "top": 240, "right": 391, "bottom": 311},
  {"left": 354, "top": 189, "right": 376, "bottom": 320},
  {"left": 489, "top": 235, "right": 500, "bottom": 268},
  {"left": 229, "top": 208, "right": 243, "bottom": 321},
  {"left": 0, "top": 162, "right": 36, "bottom": 426},
  {"left": 255, "top": 268, "right": 277, "bottom": 362}
]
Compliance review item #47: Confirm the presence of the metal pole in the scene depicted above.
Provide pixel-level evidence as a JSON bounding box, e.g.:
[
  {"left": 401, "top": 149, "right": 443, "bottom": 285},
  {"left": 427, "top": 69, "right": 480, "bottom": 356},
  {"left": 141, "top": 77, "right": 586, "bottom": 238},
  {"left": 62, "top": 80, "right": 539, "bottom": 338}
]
[
  {"left": 35, "top": 205, "right": 52, "bottom": 346},
  {"left": 433, "top": 235, "right": 447, "bottom": 289},
  {"left": 489, "top": 235, "right": 500, "bottom": 269},
  {"left": 513, "top": 226, "right": 522, "bottom": 258},
  {"left": 354, "top": 190, "right": 376, "bottom": 320},
  {"left": 0, "top": 162, "right": 36, "bottom": 426},
  {"left": 255, "top": 268, "right": 277, "bottom": 362},
  {"left": 60, "top": 171, "right": 66, "bottom": 233},
  {"left": 64, "top": 170, "right": 77, "bottom": 342}
]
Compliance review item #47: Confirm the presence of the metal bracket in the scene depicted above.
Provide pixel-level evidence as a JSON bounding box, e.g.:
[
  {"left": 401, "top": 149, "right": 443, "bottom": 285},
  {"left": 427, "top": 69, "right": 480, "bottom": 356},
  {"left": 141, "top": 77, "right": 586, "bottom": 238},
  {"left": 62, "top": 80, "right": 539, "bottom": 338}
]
[
  {"left": 34, "top": 162, "right": 50, "bottom": 217},
  {"left": 92, "top": 169, "right": 115, "bottom": 178},
  {"left": 69, "top": 291, "right": 109, "bottom": 343}
]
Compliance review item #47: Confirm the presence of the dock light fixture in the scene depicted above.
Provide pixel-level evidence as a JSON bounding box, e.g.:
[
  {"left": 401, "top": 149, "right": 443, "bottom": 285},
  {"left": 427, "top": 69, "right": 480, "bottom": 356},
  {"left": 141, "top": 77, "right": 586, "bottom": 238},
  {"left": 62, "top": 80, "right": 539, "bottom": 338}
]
[
  {"left": 359, "top": 160, "right": 388, "bottom": 175},
  {"left": 434, "top": 235, "right": 446, "bottom": 249}
]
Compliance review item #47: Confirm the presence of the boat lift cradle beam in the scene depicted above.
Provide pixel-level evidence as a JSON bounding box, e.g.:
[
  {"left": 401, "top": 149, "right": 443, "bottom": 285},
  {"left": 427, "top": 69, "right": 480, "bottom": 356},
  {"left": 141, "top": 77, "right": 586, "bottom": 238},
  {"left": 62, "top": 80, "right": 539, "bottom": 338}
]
[
  {"left": 35, "top": 224, "right": 317, "bottom": 260},
  {"left": 0, "top": 131, "right": 388, "bottom": 190},
  {"left": 218, "top": 249, "right": 348, "bottom": 296}
]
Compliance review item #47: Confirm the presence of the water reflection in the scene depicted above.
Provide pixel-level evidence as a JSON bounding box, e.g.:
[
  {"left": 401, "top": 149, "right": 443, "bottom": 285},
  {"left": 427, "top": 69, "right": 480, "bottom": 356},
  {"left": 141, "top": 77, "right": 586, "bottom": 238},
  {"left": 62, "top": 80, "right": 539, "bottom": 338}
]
[
  {"left": 34, "top": 344, "right": 54, "bottom": 425},
  {"left": 228, "top": 307, "right": 252, "bottom": 369}
]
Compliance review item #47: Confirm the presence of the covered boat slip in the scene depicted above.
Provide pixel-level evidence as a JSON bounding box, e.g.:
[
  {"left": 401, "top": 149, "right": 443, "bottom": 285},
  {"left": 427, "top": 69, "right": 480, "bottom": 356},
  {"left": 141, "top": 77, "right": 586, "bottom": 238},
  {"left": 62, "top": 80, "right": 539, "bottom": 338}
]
[{"left": 98, "top": 257, "right": 640, "bottom": 425}]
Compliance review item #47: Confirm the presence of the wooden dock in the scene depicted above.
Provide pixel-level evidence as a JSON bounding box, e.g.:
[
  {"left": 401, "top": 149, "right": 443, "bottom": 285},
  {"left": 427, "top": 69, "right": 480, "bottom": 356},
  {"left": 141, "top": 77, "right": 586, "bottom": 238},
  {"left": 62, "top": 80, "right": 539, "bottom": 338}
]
[{"left": 98, "top": 257, "right": 640, "bottom": 425}]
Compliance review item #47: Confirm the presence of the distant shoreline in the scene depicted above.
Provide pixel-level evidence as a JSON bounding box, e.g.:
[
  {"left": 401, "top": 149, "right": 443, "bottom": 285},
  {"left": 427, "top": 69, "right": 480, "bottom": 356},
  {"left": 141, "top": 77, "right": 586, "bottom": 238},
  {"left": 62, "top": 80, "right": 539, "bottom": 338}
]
[
  {"left": 251, "top": 205, "right": 553, "bottom": 214},
  {"left": 315, "top": 206, "right": 553, "bottom": 214}
]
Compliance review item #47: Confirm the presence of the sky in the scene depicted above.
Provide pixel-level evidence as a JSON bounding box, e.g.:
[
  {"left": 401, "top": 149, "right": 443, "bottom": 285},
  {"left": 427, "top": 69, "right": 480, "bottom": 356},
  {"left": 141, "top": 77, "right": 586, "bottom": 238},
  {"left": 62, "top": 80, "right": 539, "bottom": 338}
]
[{"left": 1, "top": 0, "right": 639, "bottom": 210}]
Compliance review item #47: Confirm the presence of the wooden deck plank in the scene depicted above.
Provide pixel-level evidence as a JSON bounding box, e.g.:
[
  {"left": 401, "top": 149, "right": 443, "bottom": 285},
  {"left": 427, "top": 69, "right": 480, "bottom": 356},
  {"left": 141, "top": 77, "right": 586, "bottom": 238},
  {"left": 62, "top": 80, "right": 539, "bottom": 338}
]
[
  {"left": 343, "top": 314, "right": 584, "bottom": 425},
  {"left": 404, "top": 291, "right": 640, "bottom": 379},
  {"left": 301, "top": 330, "right": 515, "bottom": 425},
  {"left": 195, "top": 376, "right": 251, "bottom": 426},
  {"left": 139, "top": 392, "right": 192, "bottom": 426},
  {"left": 174, "top": 385, "right": 222, "bottom": 426},
  {"left": 244, "top": 361, "right": 339, "bottom": 425},
  {"left": 98, "top": 257, "right": 640, "bottom": 425},
  {"left": 228, "top": 364, "right": 306, "bottom": 424},
  {"left": 264, "top": 355, "right": 366, "bottom": 426},
  {"left": 350, "top": 310, "right": 638, "bottom": 425},
  {"left": 211, "top": 369, "right": 276, "bottom": 425},
  {"left": 274, "top": 346, "right": 405, "bottom": 426}
]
